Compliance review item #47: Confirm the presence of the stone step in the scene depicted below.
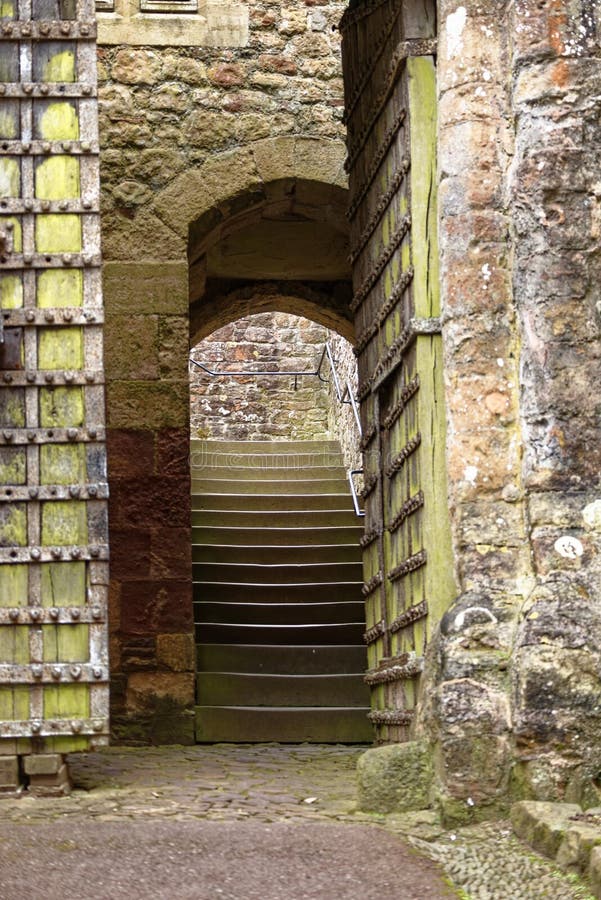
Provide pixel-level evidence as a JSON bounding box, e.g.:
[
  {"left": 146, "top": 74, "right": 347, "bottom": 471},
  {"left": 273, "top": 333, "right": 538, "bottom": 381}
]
[
  {"left": 192, "top": 543, "right": 361, "bottom": 565},
  {"left": 190, "top": 464, "right": 347, "bottom": 481},
  {"left": 193, "top": 581, "right": 361, "bottom": 604},
  {"left": 194, "top": 601, "right": 365, "bottom": 625},
  {"left": 191, "top": 493, "right": 354, "bottom": 512},
  {"left": 195, "top": 705, "right": 374, "bottom": 743},
  {"left": 196, "top": 643, "right": 369, "bottom": 674},
  {"left": 196, "top": 673, "right": 370, "bottom": 707},
  {"left": 191, "top": 440, "right": 341, "bottom": 455},
  {"left": 193, "top": 561, "right": 363, "bottom": 584},
  {"left": 192, "top": 509, "right": 360, "bottom": 528},
  {"left": 195, "top": 622, "right": 365, "bottom": 645},
  {"left": 192, "top": 525, "right": 364, "bottom": 546},
  {"left": 192, "top": 438, "right": 371, "bottom": 744},
  {"left": 191, "top": 478, "right": 350, "bottom": 495}
]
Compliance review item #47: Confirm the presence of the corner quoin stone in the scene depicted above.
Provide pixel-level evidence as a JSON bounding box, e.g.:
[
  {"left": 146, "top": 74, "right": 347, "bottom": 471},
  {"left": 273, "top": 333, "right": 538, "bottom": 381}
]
[{"left": 357, "top": 741, "right": 433, "bottom": 814}]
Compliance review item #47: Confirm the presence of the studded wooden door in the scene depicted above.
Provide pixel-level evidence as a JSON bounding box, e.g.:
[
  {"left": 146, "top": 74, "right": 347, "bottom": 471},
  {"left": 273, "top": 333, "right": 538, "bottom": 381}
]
[
  {"left": 341, "top": 0, "right": 456, "bottom": 743},
  {"left": 0, "top": 0, "right": 108, "bottom": 754}
]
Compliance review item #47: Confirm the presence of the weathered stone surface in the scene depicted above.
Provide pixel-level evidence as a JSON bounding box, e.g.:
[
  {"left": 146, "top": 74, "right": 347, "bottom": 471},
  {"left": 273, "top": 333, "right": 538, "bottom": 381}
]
[
  {"left": 23, "top": 753, "right": 63, "bottom": 776},
  {"left": 27, "top": 763, "right": 72, "bottom": 797},
  {"left": 107, "top": 382, "right": 190, "bottom": 430},
  {"left": 557, "top": 822, "right": 601, "bottom": 875},
  {"left": 104, "top": 315, "right": 159, "bottom": 382},
  {"left": 103, "top": 262, "right": 188, "bottom": 316},
  {"left": 511, "top": 801, "right": 582, "bottom": 859},
  {"left": 589, "top": 845, "right": 601, "bottom": 900},
  {"left": 101, "top": 211, "right": 186, "bottom": 261},
  {"left": 0, "top": 756, "right": 19, "bottom": 790},
  {"left": 125, "top": 673, "right": 195, "bottom": 712},
  {"left": 356, "top": 742, "right": 433, "bottom": 814},
  {"left": 111, "top": 49, "right": 162, "bottom": 85},
  {"left": 157, "top": 633, "right": 196, "bottom": 674}
]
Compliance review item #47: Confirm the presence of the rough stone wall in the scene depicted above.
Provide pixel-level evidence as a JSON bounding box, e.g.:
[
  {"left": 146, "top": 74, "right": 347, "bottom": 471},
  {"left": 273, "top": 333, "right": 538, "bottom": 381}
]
[
  {"left": 97, "top": 1, "right": 350, "bottom": 742},
  {"left": 340, "top": 0, "right": 601, "bottom": 824},
  {"left": 325, "top": 332, "right": 361, "bottom": 474},
  {"left": 418, "top": 0, "right": 601, "bottom": 822},
  {"left": 508, "top": 0, "right": 601, "bottom": 809},
  {"left": 190, "top": 313, "right": 330, "bottom": 441}
]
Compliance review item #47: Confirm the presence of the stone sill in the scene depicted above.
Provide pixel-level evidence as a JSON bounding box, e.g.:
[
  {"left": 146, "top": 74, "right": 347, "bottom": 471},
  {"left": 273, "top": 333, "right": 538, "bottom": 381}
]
[{"left": 97, "top": 0, "right": 249, "bottom": 46}]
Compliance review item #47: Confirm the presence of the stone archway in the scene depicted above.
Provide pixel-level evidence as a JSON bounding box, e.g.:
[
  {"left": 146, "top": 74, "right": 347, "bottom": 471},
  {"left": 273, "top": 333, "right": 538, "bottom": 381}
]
[{"left": 103, "top": 137, "right": 358, "bottom": 744}]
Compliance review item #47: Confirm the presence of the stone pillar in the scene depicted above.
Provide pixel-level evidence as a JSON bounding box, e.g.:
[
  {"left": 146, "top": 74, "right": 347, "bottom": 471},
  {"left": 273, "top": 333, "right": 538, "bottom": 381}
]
[
  {"left": 103, "top": 260, "right": 195, "bottom": 744},
  {"left": 507, "top": 0, "right": 601, "bottom": 804}
]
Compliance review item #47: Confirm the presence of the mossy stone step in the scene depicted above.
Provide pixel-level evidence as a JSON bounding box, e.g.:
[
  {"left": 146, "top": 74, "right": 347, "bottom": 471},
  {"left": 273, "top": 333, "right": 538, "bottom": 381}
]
[
  {"left": 196, "top": 643, "right": 369, "bottom": 675},
  {"left": 192, "top": 478, "right": 350, "bottom": 495},
  {"left": 192, "top": 543, "right": 361, "bottom": 564},
  {"left": 190, "top": 465, "right": 347, "bottom": 481},
  {"left": 193, "top": 561, "right": 363, "bottom": 584},
  {"left": 195, "top": 621, "right": 365, "bottom": 645},
  {"left": 192, "top": 493, "right": 354, "bottom": 512},
  {"left": 196, "top": 673, "right": 370, "bottom": 707},
  {"left": 192, "top": 525, "right": 364, "bottom": 546},
  {"left": 192, "top": 509, "right": 360, "bottom": 528},
  {"left": 194, "top": 601, "right": 365, "bottom": 625},
  {"left": 193, "top": 581, "right": 362, "bottom": 604},
  {"left": 195, "top": 706, "right": 373, "bottom": 743}
]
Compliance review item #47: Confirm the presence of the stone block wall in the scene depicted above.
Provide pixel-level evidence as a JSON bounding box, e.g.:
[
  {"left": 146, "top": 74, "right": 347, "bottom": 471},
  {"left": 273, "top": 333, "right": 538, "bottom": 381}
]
[
  {"left": 97, "top": 0, "right": 351, "bottom": 742},
  {"left": 190, "top": 313, "right": 330, "bottom": 442},
  {"left": 102, "top": 259, "right": 193, "bottom": 744}
]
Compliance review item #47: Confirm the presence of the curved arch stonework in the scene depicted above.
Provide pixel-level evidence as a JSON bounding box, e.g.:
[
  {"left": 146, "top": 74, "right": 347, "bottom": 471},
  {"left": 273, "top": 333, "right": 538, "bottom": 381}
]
[{"left": 190, "top": 281, "right": 355, "bottom": 347}]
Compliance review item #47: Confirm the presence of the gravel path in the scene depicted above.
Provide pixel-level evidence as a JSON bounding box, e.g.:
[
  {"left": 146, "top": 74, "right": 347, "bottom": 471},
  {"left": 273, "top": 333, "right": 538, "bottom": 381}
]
[
  {"left": 406, "top": 822, "right": 595, "bottom": 899},
  {"left": 0, "top": 744, "right": 595, "bottom": 899}
]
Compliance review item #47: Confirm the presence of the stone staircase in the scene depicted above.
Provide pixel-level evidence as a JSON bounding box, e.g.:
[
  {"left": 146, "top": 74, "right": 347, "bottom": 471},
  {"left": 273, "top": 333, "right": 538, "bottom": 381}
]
[{"left": 191, "top": 439, "right": 373, "bottom": 743}]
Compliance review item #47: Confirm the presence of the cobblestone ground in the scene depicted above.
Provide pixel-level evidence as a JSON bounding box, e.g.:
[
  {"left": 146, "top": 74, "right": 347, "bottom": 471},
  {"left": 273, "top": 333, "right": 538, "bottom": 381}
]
[{"left": 0, "top": 744, "right": 595, "bottom": 899}]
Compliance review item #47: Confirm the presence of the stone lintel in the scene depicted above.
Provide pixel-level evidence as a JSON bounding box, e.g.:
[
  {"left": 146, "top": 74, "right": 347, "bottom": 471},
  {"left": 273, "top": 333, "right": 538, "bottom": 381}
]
[{"left": 98, "top": 1, "right": 249, "bottom": 47}]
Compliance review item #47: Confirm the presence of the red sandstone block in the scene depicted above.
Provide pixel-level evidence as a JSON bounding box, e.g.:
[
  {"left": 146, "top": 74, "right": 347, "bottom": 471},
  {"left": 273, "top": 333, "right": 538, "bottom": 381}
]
[
  {"left": 150, "top": 527, "right": 192, "bottom": 579},
  {"left": 120, "top": 580, "right": 193, "bottom": 634},
  {"left": 106, "top": 429, "right": 155, "bottom": 478},
  {"left": 155, "top": 428, "right": 191, "bottom": 477},
  {"left": 117, "top": 477, "right": 191, "bottom": 528},
  {"left": 109, "top": 528, "right": 152, "bottom": 579}
]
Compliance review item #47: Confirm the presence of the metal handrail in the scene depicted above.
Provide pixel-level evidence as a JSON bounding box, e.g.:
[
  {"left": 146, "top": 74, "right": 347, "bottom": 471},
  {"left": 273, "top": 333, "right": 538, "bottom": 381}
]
[
  {"left": 317, "top": 343, "right": 362, "bottom": 437},
  {"left": 348, "top": 469, "right": 365, "bottom": 518},
  {"left": 189, "top": 357, "right": 323, "bottom": 391},
  {"left": 318, "top": 345, "right": 364, "bottom": 517},
  {"left": 190, "top": 342, "right": 365, "bottom": 516}
]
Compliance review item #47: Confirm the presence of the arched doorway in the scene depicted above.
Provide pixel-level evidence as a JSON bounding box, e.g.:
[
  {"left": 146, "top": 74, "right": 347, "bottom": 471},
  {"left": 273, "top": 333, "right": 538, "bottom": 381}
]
[
  {"left": 189, "top": 310, "right": 371, "bottom": 742},
  {"left": 187, "top": 169, "right": 373, "bottom": 742}
]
